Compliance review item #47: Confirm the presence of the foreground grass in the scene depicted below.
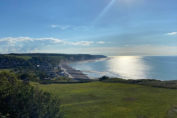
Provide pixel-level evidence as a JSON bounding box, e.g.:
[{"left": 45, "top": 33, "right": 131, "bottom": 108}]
[{"left": 32, "top": 82, "right": 177, "bottom": 118}]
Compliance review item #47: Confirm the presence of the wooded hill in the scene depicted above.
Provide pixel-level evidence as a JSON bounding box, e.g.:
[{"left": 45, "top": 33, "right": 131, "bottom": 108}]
[{"left": 0, "top": 53, "right": 106, "bottom": 68}]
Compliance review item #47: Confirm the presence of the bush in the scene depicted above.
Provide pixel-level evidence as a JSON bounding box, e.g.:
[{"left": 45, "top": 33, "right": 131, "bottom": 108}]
[
  {"left": 0, "top": 72, "right": 62, "bottom": 118},
  {"left": 99, "top": 76, "right": 110, "bottom": 81}
]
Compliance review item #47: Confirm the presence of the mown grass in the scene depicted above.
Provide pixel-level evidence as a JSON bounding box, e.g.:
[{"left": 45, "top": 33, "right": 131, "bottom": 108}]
[{"left": 32, "top": 82, "right": 177, "bottom": 118}]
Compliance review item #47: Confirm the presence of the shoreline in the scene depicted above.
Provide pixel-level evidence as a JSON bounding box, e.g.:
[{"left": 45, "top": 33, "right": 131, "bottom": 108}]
[
  {"left": 66, "top": 56, "right": 177, "bottom": 81},
  {"left": 59, "top": 64, "right": 90, "bottom": 81}
]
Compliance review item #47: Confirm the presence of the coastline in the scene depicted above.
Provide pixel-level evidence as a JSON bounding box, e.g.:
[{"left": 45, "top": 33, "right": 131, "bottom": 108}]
[
  {"left": 68, "top": 56, "right": 177, "bottom": 81},
  {"left": 59, "top": 63, "right": 90, "bottom": 81},
  {"left": 59, "top": 56, "right": 107, "bottom": 80}
]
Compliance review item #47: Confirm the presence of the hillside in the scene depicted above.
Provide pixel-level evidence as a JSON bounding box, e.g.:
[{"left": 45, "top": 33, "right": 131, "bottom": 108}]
[
  {"left": 33, "top": 82, "right": 177, "bottom": 118},
  {"left": 0, "top": 53, "right": 106, "bottom": 81},
  {"left": 0, "top": 53, "right": 106, "bottom": 68}
]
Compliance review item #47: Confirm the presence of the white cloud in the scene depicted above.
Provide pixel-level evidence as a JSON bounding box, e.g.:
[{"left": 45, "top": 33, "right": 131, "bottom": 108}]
[
  {"left": 50, "top": 24, "right": 58, "bottom": 28},
  {"left": 71, "top": 41, "right": 105, "bottom": 46},
  {"left": 0, "top": 37, "right": 106, "bottom": 53},
  {"left": 1, "top": 37, "right": 176, "bottom": 56},
  {"left": 0, "top": 37, "right": 65, "bottom": 53},
  {"left": 50, "top": 24, "right": 71, "bottom": 30},
  {"left": 71, "top": 41, "right": 94, "bottom": 46},
  {"left": 50, "top": 24, "right": 94, "bottom": 32},
  {"left": 56, "top": 45, "right": 177, "bottom": 56},
  {"left": 97, "top": 41, "right": 105, "bottom": 44},
  {"left": 0, "top": 37, "right": 63, "bottom": 44},
  {"left": 0, "top": 37, "right": 106, "bottom": 46},
  {"left": 167, "top": 32, "right": 177, "bottom": 36}
]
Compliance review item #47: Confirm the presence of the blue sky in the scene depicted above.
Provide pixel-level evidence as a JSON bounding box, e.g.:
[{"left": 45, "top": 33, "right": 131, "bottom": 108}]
[{"left": 0, "top": 0, "right": 177, "bottom": 56}]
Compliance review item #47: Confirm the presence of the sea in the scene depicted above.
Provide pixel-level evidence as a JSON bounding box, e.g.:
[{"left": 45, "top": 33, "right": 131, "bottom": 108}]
[{"left": 69, "top": 56, "right": 177, "bottom": 80}]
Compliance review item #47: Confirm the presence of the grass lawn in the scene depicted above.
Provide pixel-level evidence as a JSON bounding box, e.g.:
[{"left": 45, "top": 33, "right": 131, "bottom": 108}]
[{"left": 32, "top": 82, "right": 177, "bottom": 118}]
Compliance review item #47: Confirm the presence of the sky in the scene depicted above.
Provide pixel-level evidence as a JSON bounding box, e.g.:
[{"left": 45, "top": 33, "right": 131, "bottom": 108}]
[{"left": 0, "top": 0, "right": 177, "bottom": 56}]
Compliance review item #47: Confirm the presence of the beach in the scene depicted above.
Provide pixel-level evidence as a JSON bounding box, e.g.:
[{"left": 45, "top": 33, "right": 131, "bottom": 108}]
[{"left": 59, "top": 64, "right": 90, "bottom": 81}]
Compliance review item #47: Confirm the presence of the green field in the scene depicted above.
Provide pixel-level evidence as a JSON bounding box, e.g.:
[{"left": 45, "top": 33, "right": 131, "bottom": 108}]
[{"left": 33, "top": 82, "right": 177, "bottom": 118}]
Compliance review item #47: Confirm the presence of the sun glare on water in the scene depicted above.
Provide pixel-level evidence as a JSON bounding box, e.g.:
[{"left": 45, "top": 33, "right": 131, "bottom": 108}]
[{"left": 107, "top": 56, "right": 150, "bottom": 79}]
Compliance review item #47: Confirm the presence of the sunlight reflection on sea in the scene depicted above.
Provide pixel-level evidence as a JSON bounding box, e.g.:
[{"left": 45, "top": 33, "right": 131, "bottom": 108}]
[{"left": 70, "top": 56, "right": 177, "bottom": 80}]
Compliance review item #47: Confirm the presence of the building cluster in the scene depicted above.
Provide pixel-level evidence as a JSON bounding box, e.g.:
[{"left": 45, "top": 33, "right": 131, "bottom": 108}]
[
  {"left": 36, "top": 63, "right": 61, "bottom": 79},
  {"left": 59, "top": 64, "right": 90, "bottom": 80}
]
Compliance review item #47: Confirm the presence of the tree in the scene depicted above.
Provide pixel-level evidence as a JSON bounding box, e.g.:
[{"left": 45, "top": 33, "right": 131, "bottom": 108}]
[
  {"left": 0, "top": 71, "right": 63, "bottom": 118},
  {"left": 99, "top": 76, "right": 109, "bottom": 81}
]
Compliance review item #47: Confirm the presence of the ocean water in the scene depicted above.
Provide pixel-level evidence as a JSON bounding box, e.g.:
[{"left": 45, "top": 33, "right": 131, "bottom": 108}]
[{"left": 70, "top": 56, "right": 177, "bottom": 80}]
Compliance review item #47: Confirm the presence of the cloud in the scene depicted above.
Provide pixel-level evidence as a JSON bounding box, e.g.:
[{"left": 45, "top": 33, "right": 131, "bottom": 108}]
[
  {"left": 1, "top": 37, "right": 175, "bottom": 56},
  {"left": 0, "top": 37, "right": 64, "bottom": 53},
  {"left": 0, "top": 37, "right": 63, "bottom": 44},
  {"left": 97, "top": 41, "right": 105, "bottom": 44},
  {"left": 95, "top": 45, "right": 177, "bottom": 56},
  {"left": 50, "top": 24, "right": 94, "bottom": 32},
  {"left": 167, "top": 32, "right": 177, "bottom": 36},
  {"left": 70, "top": 41, "right": 105, "bottom": 46},
  {"left": 50, "top": 24, "right": 71, "bottom": 30},
  {"left": 71, "top": 41, "right": 94, "bottom": 46},
  {"left": 34, "top": 45, "right": 177, "bottom": 56},
  {"left": 0, "top": 37, "right": 105, "bottom": 53}
]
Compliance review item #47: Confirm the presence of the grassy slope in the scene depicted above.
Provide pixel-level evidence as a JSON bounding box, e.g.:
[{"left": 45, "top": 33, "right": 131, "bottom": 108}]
[{"left": 32, "top": 82, "right": 177, "bottom": 118}]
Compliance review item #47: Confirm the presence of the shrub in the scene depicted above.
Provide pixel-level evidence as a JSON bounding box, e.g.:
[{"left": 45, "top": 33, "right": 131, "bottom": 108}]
[
  {"left": 0, "top": 72, "right": 62, "bottom": 118},
  {"left": 99, "top": 76, "right": 109, "bottom": 81}
]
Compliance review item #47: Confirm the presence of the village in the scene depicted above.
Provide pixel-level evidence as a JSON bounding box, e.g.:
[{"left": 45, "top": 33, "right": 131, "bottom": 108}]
[
  {"left": 36, "top": 63, "right": 90, "bottom": 81},
  {"left": 0, "top": 54, "right": 105, "bottom": 81}
]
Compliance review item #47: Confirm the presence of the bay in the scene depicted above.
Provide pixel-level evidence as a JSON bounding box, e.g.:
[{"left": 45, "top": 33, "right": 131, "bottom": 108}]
[{"left": 70, "top": 56, "right": 177, "bottom": 80}]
